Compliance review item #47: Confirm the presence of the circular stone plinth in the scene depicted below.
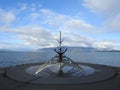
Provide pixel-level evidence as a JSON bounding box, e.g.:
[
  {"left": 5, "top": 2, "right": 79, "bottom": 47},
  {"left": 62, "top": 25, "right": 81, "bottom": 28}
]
[
  {"left": 26, "top": 64, "right": 95, "bottom": 77},
  {"left": 6, "top": 63, "right": 115, "bottom": 84}
]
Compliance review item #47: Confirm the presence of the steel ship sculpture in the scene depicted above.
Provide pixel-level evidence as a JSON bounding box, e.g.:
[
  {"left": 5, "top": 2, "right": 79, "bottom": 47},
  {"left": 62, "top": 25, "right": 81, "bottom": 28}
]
[{"left": 35, "top": 31, "right": 85, "bottom": 77}]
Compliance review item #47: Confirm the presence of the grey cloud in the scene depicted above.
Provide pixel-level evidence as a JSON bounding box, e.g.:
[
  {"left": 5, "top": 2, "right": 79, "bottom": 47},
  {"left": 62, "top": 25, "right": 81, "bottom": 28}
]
[{"left": 83, "top": 0, "right": 120, "bottom": 17}]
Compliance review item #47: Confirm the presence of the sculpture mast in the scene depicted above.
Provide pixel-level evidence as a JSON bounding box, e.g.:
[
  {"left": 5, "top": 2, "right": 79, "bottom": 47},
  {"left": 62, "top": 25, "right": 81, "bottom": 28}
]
[
  {"left": 54, "top": 31, "right": 67, "bottom": 76},
  {"left": 54, "top": 31, "right": 67, "bottom": 62}
]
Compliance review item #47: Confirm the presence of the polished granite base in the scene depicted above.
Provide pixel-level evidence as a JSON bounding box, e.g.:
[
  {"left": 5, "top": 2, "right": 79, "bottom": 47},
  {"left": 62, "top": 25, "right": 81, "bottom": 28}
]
[{"left": 6, "top": 63, "right": 115, "bottom": 84}]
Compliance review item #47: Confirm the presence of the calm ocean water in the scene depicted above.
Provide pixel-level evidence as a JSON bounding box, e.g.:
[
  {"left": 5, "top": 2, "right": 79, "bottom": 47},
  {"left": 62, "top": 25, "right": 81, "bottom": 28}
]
[{"left": 0, "top": 51, "right": 120, "bottom": 68}]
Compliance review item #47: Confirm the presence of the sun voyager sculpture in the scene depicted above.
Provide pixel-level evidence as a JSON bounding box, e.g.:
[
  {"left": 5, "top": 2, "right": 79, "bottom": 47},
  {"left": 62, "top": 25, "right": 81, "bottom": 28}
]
[{"left": 26, "top": 31, "right": 95, "bottom": 77}]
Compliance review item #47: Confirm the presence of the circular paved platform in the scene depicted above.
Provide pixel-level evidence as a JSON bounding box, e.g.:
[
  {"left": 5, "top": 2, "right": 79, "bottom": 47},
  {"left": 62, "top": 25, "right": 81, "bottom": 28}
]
[{"left": 6, "top": 63, "right": 115, "bottom": 84}]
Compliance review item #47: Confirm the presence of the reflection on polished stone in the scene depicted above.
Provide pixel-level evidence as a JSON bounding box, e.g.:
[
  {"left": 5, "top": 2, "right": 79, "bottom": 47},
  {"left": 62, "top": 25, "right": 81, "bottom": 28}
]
[{"left": 26, "top": 63, "right": 95, "bottom": 77}]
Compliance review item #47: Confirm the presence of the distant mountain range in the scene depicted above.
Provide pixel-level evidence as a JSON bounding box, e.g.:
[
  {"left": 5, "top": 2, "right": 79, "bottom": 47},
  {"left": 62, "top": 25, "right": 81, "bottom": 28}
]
[
  {"left": 36, "top": 46, "right": 120, "bottom": 52},
  {"left": 97, "top": 50, "right": 120, "bottom": 52},
  {"left": 0, "top": 49, "right": 13, "bottom": 52},
  {"left": 36, "top": 46, "right": 97, "bottom": 52},
  {"left": 0, "top": 47, "right": 120, "bottom": 52}
]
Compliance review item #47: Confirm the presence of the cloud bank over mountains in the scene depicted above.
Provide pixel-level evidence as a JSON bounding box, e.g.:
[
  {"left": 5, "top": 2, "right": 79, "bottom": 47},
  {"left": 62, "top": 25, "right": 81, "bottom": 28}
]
[{"left": 0, "top": 0, "right": 120, "bottom": 50}]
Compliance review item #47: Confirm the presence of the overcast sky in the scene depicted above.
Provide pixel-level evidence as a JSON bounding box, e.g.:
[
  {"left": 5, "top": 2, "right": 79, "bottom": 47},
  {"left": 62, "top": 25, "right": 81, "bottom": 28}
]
[{"left": 0, "top": 0, "right": 120, "bottom": 50}]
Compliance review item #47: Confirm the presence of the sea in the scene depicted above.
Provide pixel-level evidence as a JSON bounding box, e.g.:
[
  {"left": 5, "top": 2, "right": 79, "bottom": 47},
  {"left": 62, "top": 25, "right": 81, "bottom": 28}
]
[{"left": 0, "top": 51, "right": 120, "bottom": 68}]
